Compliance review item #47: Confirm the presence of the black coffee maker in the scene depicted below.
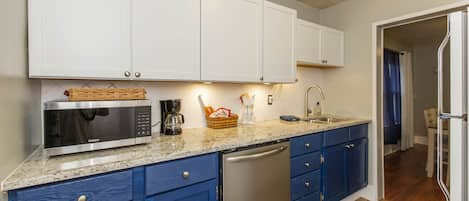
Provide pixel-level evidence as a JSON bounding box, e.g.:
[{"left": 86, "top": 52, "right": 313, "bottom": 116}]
[{"left": 160, "top": 99, "right": 184, "bottom": 135}]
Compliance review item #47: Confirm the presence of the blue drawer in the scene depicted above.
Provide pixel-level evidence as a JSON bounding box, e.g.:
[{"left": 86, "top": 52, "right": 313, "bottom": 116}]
[
  {"left": 11, "top": 170, "right": 133, "bottom": 201},
  {"left": 291, "top": 133, "right": 322, "bottom": 157},
  {"left": 291, "top": 170, "right": 320, "bottom": 201},
  {"left": 145, "top": 153, "right": 218, "bottom": 196},
  {"left": 350, "top": 124, "right": 368, "bottom": 141},
  {"left": 296, "top": 192, "right": 320, "bottom": 201},
  {"left": 291, "top": 152, "right": 321, "bottom": 177},
  {"left": 323, "top": 128, "right": 349, "bottom": 147}
]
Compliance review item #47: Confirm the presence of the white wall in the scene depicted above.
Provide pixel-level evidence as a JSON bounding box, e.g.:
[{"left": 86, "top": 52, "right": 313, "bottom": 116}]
[
  {"left": 0, "top": 0, "right": 42, "bottom": 191},
  {"left": 41, "top": 67, "right": 325, "bottom": 131},
  {"left": 319, "top": 0, "right": 464, "bottom": 200}
]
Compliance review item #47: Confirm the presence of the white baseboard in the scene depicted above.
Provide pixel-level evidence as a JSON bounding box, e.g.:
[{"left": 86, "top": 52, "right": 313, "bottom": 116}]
[{"left": 414, "top": 136, "right": 428, "bottom": 145}]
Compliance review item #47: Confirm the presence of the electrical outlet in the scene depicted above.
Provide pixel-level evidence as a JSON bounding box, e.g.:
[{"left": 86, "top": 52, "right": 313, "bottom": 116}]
[{"left": 267, "top": 94, "right": 273, "bottom": 105}]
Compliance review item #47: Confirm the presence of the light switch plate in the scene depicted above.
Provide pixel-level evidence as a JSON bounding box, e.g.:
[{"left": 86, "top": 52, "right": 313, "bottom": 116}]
[{"left": 267, "top": 94, "right": 273, "bottom": 105}]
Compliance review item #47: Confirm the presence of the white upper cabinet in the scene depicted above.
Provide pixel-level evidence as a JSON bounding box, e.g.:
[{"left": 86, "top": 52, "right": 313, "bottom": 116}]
[
  {"left": 29, "top": 0, "right": 131, "bottom": 79},
  {"left": 263, "top": 2, "right": 297, "bottom": 83},
  {"left": 321, "top": 27, "right": 344, "bottom": 67},
  {"left": 295, "top": 19, "right": 344, "bottom": 67},
  {"left": 296, "top": 19, "right": 322, "bottom": 64},
  {"left": 201, "top": 0, "right": 263, "bottom": 82},
  {"left": 132, "top": 0, "right": 200, "bottom": 81}
]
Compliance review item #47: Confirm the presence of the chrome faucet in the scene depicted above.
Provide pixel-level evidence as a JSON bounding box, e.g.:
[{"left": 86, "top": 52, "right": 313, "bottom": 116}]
[{"left": 305, "top": 84, "right": 326, "bottom": 118}]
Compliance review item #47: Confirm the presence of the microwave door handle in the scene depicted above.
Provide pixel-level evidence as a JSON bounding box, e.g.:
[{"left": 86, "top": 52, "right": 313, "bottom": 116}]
[{"left": 437, "top": 19, "right": 451, "bottom": 201}]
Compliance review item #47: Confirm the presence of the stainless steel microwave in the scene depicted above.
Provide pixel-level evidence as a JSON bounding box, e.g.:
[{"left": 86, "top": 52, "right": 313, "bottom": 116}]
[{"left": 43, "top": 100, "right": 152, "bottom": 156}]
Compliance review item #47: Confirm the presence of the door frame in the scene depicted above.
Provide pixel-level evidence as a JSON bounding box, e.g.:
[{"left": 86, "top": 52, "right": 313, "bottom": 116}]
[{"left": 372, "top": 1, "right": 469, "bottom": 200}]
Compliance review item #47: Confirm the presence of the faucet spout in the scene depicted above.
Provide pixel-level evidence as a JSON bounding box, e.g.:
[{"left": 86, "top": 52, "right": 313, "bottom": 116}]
[{"left": 305, "top": 84, "right": 326, "bottom": 118}]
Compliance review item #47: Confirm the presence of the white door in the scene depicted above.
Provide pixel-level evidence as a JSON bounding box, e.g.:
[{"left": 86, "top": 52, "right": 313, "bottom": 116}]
[
  {"left": 296, "top": 19, "right": 322, "bottom": 65},
  {"left": 132, "top": 0, "right": 200, "bottom": 81},
  {"left": 201, "top": 0, "right": 263, "bottom": 82},
  {"left": 263, "top": 1, "right": 297, "bottom": 83},
  {"left": 321, "top": 28, "right": 344, "bottom": 67},
  {"left": 28, "top": 0, "right": 131, "bottom": 79},
  {"left": 437, "top": 11, "right": 468, "bottom": 201}
]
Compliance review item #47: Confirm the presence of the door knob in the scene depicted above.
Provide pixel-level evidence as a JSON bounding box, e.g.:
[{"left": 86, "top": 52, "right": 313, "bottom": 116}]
[
  {"left": 124, "top": 71, "right": 131, "bottom": 77},
  {"left": 77, "top": 195, "right": 87, "bottom": 201},
  {"left": 182, "top": 171, "right": 190, "bottom": 179}
]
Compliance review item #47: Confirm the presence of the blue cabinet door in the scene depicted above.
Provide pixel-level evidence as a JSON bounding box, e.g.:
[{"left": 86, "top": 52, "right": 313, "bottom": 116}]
[
  {"left": 145, "top": 180, "right": 217, "bottom": 201},
  {"left": 347, "top": 138, "right": 368, "bottom": 193},
  {"left": 9, "top": 170, "right": 133, "bottom": 201},
  {"left": 322, "top": 144, "right": 347, "bottom": 201}
]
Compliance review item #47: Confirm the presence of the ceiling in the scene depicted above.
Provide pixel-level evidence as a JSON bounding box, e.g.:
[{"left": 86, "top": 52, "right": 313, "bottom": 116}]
[
  {"left": 298, "top": 0, "right": 346, "bottom": 9},
  {"left": 384, "top": 16, "right": 447, "bottom": 46}
]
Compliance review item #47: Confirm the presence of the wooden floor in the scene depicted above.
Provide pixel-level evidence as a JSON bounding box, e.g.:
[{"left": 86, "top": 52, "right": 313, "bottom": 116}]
[{"left": 384, "top": 144, "right": 445, "bottom": 201}]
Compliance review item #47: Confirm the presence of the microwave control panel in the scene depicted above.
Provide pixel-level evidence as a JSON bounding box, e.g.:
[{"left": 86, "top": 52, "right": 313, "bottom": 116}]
[{"left": 136, "top": 106, "right": 152, "bottom": 137}]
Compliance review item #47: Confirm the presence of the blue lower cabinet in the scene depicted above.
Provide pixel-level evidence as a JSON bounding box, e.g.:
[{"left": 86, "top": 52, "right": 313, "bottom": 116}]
[
  {"left": 9, "top": 170, "right": 134, "bottom": 201},
  {"left": 322, "top": 144, "right": 348, "bottom": 201},
  {"left": 347, "top": 138, "right": 368, "bottom": 193},
  {"left": 291, "top": 170, "right": 320, "bottom": 200},
  {"left": 145, "top": 154, "right": 218, "bottom": 197},
  {"left": 145, "top": 180, "right": 218, "bottom": 201},
  {"left": 296, "top": 192, "right": 321, "bottom": 201},
  {"left": 322, "top": 125, "right": 369, "bottom": 201}
]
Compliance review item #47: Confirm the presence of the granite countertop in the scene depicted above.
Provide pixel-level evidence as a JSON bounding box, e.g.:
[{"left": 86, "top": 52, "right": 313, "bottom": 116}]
[{"left": 1, "top": 118, "right": 370, "bottom": 192}]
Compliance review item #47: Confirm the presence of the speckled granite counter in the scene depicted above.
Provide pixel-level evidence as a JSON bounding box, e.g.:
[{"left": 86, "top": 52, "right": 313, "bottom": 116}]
[{"left": 1, "top": 118, "right": 370, "bottom": 192}]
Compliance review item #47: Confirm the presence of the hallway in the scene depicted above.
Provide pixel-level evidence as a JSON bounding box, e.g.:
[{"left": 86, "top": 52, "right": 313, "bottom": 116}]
[{"left": 384, "top": 144, "right": 445, "bottom": 201}]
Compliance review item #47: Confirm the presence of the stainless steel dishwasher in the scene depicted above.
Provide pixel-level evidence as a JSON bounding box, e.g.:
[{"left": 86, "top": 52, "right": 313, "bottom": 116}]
[{"left": 222, "top": 141, "right": 290, "bottom": 201}]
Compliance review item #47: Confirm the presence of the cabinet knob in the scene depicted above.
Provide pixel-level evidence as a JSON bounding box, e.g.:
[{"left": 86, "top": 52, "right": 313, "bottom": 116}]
[
  {"left": 322, "top": 60, "right": 328, "bottom": 64},
  {"left": 304, "top": 181, "right": 310, "bottom": 188},
  {"left": 124, "top": 71, "right": 131, "bottom": 78},
  {"left": 350, "top": 144, "right": 355, "bottom": 148},
  {"left": 135, "top": 72, "right": 141, "bottom": 78},
  {"left": 77, "top": 195, "right": 87, "bottom": 201},
  {"left": 182, "top": 171, "right": 190, "bottom": 179},
  {"left": 345, "top": 144, "right": 351, "bottom": 149},
  {"left": 305, "top": 143, "right": 311, "bottom": 148},
  {"left": 304, "top": 162, "right": 310, "bottom": 168},
  {"left": 295, "top": 78, "right": 299, "bottom": 82},
  {"left": 260, "top": 76, "right": 264, "bottom": 81}
]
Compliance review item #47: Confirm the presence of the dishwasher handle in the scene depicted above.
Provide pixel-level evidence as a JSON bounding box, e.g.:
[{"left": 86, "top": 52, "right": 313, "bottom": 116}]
[{"left": 226, "top": 146, "right": 288, "bottom": 162}]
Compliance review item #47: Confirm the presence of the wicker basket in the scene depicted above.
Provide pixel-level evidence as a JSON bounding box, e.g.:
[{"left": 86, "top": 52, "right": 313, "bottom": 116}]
[
  {"left": 206, "top": 114, "right": 239, "bottom": 129},
  {"left": 64, "top": 88, "right": 146, "bottom": 101}
]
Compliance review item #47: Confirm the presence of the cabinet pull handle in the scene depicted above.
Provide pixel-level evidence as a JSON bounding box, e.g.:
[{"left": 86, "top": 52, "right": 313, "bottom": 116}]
[
  {"left": 304, "top": 181, "right": 310, "bottom": 188},
  {"left": 77, "top": 195, "right": 87, "bottom": 201},
  {"left": 305, "top": 143, "right": 311, "bottom": 148},
  {"left": 304, "top": 162, "right": 310, "bottom": 168},
  {"left": 124, "top": 71, "right": 131, "bottom": 78},
  {"left": 135, "top": 72, "right": 141, "bottom": 78},
  {"left": 182, "top": 171, "right": 190, "bottom": 179}
]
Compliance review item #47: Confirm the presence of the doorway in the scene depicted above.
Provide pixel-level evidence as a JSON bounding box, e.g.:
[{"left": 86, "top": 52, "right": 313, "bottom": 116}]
[
  {"left": 373, "top": 3, "right": 469, "bottom": 201},
  {"left": 381, "top": 16, "right": 449, "bottom": 201}
]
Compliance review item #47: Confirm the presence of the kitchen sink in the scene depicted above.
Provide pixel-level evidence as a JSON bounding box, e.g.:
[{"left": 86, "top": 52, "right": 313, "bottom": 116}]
[{"left": 302, "top": 116, "right": 348, "bottom": 124}]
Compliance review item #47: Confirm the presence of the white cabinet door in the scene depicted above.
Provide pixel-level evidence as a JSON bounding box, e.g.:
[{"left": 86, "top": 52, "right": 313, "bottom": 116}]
[
  {"left": 132, "top": 0, "right": 200, "bottom": 81},
  {"left": 296, "top": 19, "right": 322, "bottom": 64},
  {"left": 263, "top": 2, "right": 297, "bottom": 83},
  {"left": 201, "top": 0, "right": 263, "bottom": 82},
  {"left": 29, "top": 0, "right": 131, "bottom": 79},
  {"left": 321, "top": 28, "right": 344, "bottom": 67}
]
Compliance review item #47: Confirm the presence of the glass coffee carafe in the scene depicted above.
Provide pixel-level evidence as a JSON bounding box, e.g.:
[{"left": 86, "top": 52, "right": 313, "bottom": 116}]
[{"left": 163, "top": 112, "right": 184, "bottom": 135}]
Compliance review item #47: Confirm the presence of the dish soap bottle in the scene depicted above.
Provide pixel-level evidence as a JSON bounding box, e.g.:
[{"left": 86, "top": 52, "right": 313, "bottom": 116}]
[{"left": 313, "top": 102, "right": 322, "bottom": 116}]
